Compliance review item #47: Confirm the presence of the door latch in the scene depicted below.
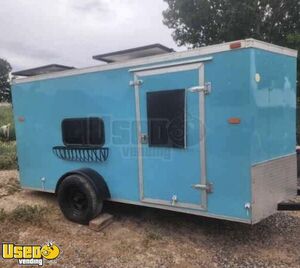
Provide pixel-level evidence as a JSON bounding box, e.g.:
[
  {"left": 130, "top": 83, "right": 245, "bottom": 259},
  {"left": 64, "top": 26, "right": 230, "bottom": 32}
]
[
  {"left": 140, "top": 133, "right": 148, "bottom": 144},
  {"left": 192, "top": 183, "right": 213, "bottom": 193},
  {"left": 171, "top": 195, "right": 178, "bottom": 205},
  {"left": 41, "top": 177, "right": 46, "bottom": 190},
  {"left": 244, "top": 202, "right": 251, "bottom": 217},
  {"left": 188, "top": 82, "right": 211, "bottom": 94}
]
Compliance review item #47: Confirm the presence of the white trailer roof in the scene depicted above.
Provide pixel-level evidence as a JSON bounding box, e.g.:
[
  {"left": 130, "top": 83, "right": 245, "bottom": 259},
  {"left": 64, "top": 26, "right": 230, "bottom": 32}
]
[{"left": 13, "top": 39, "right": 298, "bottom": 85}]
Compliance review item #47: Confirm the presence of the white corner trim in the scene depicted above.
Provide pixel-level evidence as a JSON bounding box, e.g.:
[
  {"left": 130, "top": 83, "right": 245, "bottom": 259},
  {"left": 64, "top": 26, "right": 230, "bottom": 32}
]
[
  {"left": 13, "top": 39, "right": 297, "bottom": 85},
  {"left": 245, "top": 38, "right": 298, "bottom": 58}
]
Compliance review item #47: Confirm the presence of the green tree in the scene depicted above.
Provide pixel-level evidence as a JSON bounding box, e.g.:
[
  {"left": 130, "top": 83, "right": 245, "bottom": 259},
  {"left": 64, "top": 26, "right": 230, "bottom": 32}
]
[
  {"left": 163, "top": 0, "right": 299, "bottom": 140},
  {"left": 163, "top": 0, "right": 299, "bottom": 48},
  {"left": 163, "top": 0, "right": 299, "bottom": 87},
  {"left": 0, "top": 58, "right": 12, "bottom": 103}
]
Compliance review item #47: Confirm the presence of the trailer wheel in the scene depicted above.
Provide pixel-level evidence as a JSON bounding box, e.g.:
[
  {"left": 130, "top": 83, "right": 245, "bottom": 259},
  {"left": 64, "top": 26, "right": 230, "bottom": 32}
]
[{"left": 57, "top": 174, "right": 103, "bottom": 224}]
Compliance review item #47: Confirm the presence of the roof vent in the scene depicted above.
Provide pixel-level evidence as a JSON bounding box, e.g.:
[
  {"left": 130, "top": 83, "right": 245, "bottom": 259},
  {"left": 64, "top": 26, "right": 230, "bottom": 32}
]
[
  {"left": 92, "top": 44, "right": 174, "bottom": 63},
  {"left": 12, "top": 64, "right": 75, "bottom": 77}
]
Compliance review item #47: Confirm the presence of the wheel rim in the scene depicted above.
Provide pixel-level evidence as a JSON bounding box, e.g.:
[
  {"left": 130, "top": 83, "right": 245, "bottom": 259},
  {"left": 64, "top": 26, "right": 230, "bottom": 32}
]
[{"left": 67, "top": 188, "right": 88, "bottom": 215}]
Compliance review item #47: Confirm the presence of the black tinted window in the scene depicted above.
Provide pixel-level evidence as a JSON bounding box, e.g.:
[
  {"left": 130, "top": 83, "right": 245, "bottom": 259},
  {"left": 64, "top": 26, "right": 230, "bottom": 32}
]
[
  {"left": 62, "top": 117, "right": 105, "bottom": 147},
  {"left": 147, "top": 89, "right": 185, "bottom": 149}
]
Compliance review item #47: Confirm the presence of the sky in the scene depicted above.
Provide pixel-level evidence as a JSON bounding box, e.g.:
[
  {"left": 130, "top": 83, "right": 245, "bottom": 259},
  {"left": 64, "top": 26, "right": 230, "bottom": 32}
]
[{"left": 0, "top": 0, "right": 181, "bottom": 72}]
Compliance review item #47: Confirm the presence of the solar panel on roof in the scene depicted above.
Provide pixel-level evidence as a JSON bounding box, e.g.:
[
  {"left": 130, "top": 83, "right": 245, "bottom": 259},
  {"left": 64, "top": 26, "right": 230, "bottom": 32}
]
[
  {"left": 12, "top": 64, "right": 75, "bottom": 77},
  {"left": 92, "top": 44, "right": 174, "bottom": 63}
]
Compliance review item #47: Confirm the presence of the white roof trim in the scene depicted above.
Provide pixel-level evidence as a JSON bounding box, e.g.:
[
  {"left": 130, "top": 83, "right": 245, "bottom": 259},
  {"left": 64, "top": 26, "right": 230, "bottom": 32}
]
[
  {"left": 13, "top": 39, "right": 297, "bottom": 85},
  {"left": 129, "top": 56, "right": 213, "bottom": 72},
  {"left": 245, "top": 39, "right": 298, "bottom": 58}
]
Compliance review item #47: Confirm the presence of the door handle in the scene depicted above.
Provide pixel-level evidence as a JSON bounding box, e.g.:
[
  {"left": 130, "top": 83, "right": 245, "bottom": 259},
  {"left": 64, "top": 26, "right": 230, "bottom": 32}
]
[
  {"left": 192, "top": 183, "right": 213, "bottom": 193},
  {"left": 187, "top": 82, "right": 212, "bottom": 94}
]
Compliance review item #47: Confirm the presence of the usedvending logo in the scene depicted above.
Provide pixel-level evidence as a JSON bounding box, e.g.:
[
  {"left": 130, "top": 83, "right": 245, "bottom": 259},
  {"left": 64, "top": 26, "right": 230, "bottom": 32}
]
[{"left": 1, "top": 241, "right": 60, "bottom": 266}]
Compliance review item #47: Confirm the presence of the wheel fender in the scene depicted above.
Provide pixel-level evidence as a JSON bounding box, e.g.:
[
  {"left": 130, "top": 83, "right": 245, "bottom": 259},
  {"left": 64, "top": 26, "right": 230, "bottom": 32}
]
[{"left": 56, "top": 168, "right": 110, "bottom": 199}]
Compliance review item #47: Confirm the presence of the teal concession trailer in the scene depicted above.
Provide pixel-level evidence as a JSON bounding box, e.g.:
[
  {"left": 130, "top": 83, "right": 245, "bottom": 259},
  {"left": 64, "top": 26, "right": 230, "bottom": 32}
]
[{"left": 11, "top": 39, "right": 298, "bottom": 224}]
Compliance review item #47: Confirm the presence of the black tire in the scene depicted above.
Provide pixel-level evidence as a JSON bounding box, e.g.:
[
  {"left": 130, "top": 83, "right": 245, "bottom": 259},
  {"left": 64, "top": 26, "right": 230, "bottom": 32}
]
[{"left": 57, "top": 174, "right": 103, "bottom": 224}]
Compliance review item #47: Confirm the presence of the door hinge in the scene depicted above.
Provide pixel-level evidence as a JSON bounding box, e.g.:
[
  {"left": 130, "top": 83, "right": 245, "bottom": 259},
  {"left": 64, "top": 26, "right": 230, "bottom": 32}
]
[
  {"left": 129, "top": 79, "right": 143, "bottom": 87},
  {"left": 192, "top": 182, "right": 213, "bottom": 193},
  {"left": 188, "top": 82, "right": 211, "bottom": 94}
]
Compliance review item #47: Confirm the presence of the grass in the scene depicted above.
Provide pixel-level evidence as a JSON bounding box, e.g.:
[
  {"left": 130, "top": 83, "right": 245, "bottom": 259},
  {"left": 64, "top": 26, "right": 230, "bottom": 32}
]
[
  {"left": 0, "top": 208, "right": 6, "bottom": 222},
  {"left": 0, "top": 205, "right": 47, "bottom": 224},
  {"left": 6, "top": 178, "right": 21, "bottom": 195},
  {"left": 0, "top": 141, "right": 17, "bottom": 170},
  {"left": 0, "top": 105, "right": 17, "bottom": 170},
  {"left": 0, "top": 105, "right": 15, "bottom": 140},
  {"left": 142, "top": 225, "right": 164, "bottom": 247},
  {"left": 0, "top": 105, "right": 14, "bottom": 126},
  {"left": 3, "top": 176, "right": 21, "bottom": 195},
  {"left": 0, "top": 176, "right": 20, "bottom": 198},
  {"left": 145, "top": 229, "right": 162, "bottom": 241}
]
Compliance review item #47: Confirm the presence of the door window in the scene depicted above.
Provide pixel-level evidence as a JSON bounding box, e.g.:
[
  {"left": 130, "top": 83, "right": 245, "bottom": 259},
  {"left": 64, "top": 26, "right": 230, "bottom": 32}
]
[{"left": 146, "top": 89, "right": 185, "bottom": 149}]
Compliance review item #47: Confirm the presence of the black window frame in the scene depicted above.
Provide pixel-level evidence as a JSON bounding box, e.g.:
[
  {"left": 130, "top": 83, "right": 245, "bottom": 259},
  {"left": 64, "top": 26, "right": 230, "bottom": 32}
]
[
  {"left": 61, "top": 117, "right": 105, "bottom": 147},
  {"left": 146, "top": 89, "right": 186, "bottom": 149}
]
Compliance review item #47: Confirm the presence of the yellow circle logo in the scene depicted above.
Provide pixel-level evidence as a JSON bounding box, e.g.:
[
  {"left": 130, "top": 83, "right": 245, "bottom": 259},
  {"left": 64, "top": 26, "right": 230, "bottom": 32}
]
[{"left": 41, "top": 242, "right": 60, "bottom": 260}]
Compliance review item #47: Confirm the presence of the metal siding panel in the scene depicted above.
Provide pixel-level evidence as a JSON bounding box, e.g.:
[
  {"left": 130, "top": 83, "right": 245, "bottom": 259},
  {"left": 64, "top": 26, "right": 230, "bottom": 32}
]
[
  {"left": 250, "top": 49, "right": 297, "bottom": 163},
  {"left": 252, "top": 154, "right": 297, "bottom": 223},
  {"left": 12, "top": 68, "right": 141, "bottom": 201},
  {"left": 204, "top": 49, "right": 252, "bottom": 220}
]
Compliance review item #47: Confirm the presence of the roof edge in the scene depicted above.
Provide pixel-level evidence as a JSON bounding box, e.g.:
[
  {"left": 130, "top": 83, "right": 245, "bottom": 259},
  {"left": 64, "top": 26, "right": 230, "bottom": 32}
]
[
  {"left": 12, "top": 64, "right": 75, "bottom": 76},
  {"left": 13, "top": 39, "right": 298, "bottom": 85},
  {"left": 245, "top": 38, "right": 298, "bottom": 57}
]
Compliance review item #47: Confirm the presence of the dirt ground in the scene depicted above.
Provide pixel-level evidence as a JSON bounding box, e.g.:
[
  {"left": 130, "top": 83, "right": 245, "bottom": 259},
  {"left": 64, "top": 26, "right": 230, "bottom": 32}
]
[{"left": 0, "top": 170, "right": 300, "bottom": 268}]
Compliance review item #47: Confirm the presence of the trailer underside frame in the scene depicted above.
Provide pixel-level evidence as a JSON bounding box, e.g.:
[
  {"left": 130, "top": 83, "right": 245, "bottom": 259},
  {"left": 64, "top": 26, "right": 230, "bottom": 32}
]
[{"left": 277, "top": 188, "right": 300, "bottom": 211}]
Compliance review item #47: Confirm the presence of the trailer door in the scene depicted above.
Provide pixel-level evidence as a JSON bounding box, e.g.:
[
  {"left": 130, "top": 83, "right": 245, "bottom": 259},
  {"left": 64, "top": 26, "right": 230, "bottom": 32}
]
[{"left": 131, "top": 61, "right": 210, "bottom": 211}]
